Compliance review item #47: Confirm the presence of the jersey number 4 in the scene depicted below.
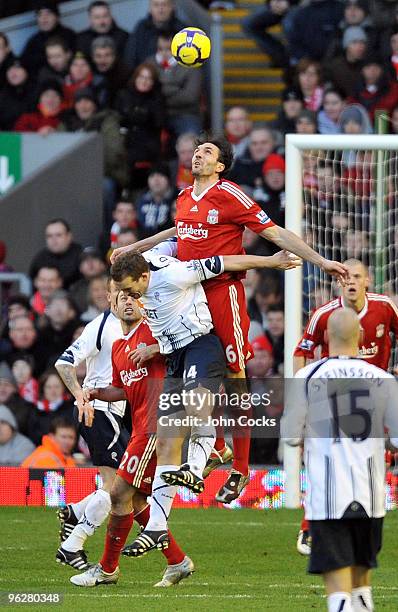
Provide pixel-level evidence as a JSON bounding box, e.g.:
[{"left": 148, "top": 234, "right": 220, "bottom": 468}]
[{"left": 329, "top": 390, "right": 372, "bottom": 442}]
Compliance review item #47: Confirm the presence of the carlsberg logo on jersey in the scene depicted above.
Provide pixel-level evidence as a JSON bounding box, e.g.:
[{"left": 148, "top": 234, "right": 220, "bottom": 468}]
[
  {"left": 120, "top": 367, "right": 148, "bottom": 385},
  {"left": 177, "top": 221, "right": 209, "bottom": 240}
]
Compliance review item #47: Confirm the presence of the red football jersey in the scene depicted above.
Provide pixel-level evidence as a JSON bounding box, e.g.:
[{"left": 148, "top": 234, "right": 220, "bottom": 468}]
[
  {"left": 111, "top": 320, "right": 165, "bottom": 435},
  {"left": 175, "top": 179, "right": 275, "bottom": 285},
  {"left": 294, "top": 293, "right": 398, "bottom": 370}
]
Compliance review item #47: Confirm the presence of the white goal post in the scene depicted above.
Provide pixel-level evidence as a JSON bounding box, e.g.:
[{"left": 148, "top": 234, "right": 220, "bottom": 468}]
[{"left": 283, "top": 134, "right": 398, "bottom": 508}]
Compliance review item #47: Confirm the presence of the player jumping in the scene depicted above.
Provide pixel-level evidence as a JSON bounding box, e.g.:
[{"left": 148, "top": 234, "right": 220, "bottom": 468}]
[
  {"left": 283, "top": 308, "right": 398, "bottom": 611},
  {"left": 110, "top": 247, "right": 301, "bottom": 556},
  {"left": 70, "top": 292, "right": 192, "bottom": 588},
  {"left": 111, "top": 134, "right": 347, "bottom": 503},
  {"left": 293, "top": 258, "right": 398, "bottom": 555}
]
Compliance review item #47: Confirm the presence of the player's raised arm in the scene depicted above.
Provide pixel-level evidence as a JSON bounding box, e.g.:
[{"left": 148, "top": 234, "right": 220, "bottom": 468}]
[
  {"left": 110, "top": 227, "right": 177, "bottom": 264},
  {"left": 260, "top": 225, "right": 348, "bottom": 284}
]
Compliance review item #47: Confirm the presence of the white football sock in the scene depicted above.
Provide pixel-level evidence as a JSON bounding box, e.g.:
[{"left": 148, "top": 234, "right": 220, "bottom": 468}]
[
  {"left": 70, "top": 492, "right": 95, "bottom": 520},
  {"left": 62, "top": 489, "right": 111, "bottom": 552},
  {"left": 187, "top": 430, "right": 216, "bottom": 477},
  {"left": 352, "top": 587, "right": 374, "bottom": 611},
  {"left": 145, "top": 466, "right": 178, "bottom": 531},
  {"left": 328, "top": 592, "right": 353, "bottom": 612}
]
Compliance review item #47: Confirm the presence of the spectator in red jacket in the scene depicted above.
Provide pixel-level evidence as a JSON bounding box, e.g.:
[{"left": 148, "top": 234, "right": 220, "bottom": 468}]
[
  {"left": 14, "top": 80, "right": 65, "bottom": 134},
  {"left": 348, "top": 55, "right": 398, "bottom": 122}
]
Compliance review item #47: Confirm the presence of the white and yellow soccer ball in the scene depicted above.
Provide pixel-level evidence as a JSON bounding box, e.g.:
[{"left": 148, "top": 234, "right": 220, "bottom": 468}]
[{"left": 171, "top": 27, "right": 211, "bottom": 68}]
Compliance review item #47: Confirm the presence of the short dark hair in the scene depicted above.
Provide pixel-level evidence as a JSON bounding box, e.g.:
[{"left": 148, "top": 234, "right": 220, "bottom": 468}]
[
  {"left": 45, "top": 36, "right": 71, "bottom": 52},
  {"left": 50, "top": 417, "right": 76, "bottom": 435},
  {"left": 46, "top": 218, "right": 71, "bottom": 232},
  {"left": 0, "top": 33, "right": 9, "bottom": 47},
  {"left": 89, "top": 0, "right": 110, "bottom": 11},
  {"left": 267, "top": 303, "right": 284, "bottom": 314},
  {"left": 111, "top": 252, "right": 149, "bottom": 283},
  {"left": 194, "top": 133, "right": 234, "bottom": 178}
]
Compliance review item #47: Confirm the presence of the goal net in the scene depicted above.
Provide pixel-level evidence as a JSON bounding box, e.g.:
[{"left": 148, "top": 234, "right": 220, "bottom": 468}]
[{"left": 283, "top": 134, "right": 398, "bottom": 507}]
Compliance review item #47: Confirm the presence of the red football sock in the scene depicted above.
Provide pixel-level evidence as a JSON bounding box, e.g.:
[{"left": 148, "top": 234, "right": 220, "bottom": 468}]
[
  {"left": 135, "top": 504, "right": 185, "bottom": 566},
  {"left": 214, "top": 437, "right": 226, "bottom": 452},
  {"left": 301, "top": 517, "right": 309, "bottom": 532},
  {"left": 232, "top": 434, "right": 250, "bottom": 476},
  {"left": 100, "top": 512, "right": 134, "bottom": 574}
]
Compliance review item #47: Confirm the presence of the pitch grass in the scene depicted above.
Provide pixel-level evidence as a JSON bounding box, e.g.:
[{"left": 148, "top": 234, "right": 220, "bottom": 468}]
[{"left": 0, "top": 507, "right": 397, "bottom": 611}]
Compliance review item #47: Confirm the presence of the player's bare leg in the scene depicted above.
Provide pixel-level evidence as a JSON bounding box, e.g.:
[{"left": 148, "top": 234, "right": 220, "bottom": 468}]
[
  {"left": 351, "top": 566, "right": 373, "bottom": 611},
  {"left": 57, "top": 466, "right": 115, "bottom": 570},
  {"left": 324, "top": 567, "right": 354, "bottom": 612}
]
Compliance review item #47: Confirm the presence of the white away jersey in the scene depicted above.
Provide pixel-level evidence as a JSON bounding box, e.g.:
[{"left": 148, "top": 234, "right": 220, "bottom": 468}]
[
  {"left": 141, "top": 251, "right": 225, "bottom": 354},
  {"left": 282, "top": 356, "right": 398, "bottom": 520},
  {"left": 55, "top": 310, "right": 125, "bottom": 417}
]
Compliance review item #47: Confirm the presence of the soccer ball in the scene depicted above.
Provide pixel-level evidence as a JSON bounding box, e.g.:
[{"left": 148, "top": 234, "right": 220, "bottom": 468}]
[{"left": 171, "top": 27, "right": 211, "bottom": 68}]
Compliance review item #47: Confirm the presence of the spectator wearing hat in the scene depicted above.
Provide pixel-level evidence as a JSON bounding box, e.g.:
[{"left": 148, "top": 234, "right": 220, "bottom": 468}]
[
  {"left": 323, "top": 26, "right": 368, "bottom": 97},
  {"left": 14, "top": 79, "right": 65, "bottom": 133},
  {"left": 114, "top": 61, "right": 165, "bottom": 189},
  {"left": 58, "top": 87, "right": 129, "bottom": 229},
  {"left": 21, "top": 3, "right": 76, "bottom": 76},
  {"left": 317, "top": 87, "right": 346, "bottom": 134},
  {"left": 69, "top": 248, "right": 107, "bottom": 313},
  {"left": 91, "top": 35, "right": 130, "bottom": 108},
  {"left": 229, "top": 127, "right": 277, "bottom": 193},
  {"left": 0, "top": 58, "right": 37, "bottom": 130},
  {"left": 148, "top": 32, "right": 203, "bottom": 137},
  {"left": 253, "top": 153, "right": 286, "bottom": 231},
  {"left": 325, "top": 0, "right": 377, "bottom": 60},
  {"left": 22, "top": 416, "right": 77, "bottom": 468},
  {"left": 135, "top": 166, "right": 175, "bottom": 239},
  {"left": 246, "top": 333, "right": 274, "bottom": 379},
  {"left": 124, "top": 0, "right": 186, "bottom": 70},
  {"left": 31, "top": 266, "right": 63, "bottom": 317},
  {"left": 38, "top": 36, "right": 72, "bottom": 85},
  {"left": 63, "top": 52, "right": 93, "bottom": 107},
  {"left": 77, "top": 1, "right": 128, "bottom": 59},
  {"left": 29, "top": 219, "right": 82, "bottom": 290},
  {"left": 0, "top": 361, "right": 36, "bottom": 437},
  {"left": 295, "top": 109, "right": 318, "bottom": 134},
  {"left": 0, "top": 32, "right": 15, "bottom": 90},
  {"left": 272, "top": 87, "right": 304, "bottom": 135},
  {"left": 0, "top": 404, "right": 35, "bottom": 466},
  {"left": 348, "top": 55, "right": 398, "bottom": 122}
]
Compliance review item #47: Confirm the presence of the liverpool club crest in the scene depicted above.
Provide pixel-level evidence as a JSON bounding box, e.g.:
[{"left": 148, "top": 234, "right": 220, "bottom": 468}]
[{"left": 207, "top": 209, "right": 219, "bottom": 224}]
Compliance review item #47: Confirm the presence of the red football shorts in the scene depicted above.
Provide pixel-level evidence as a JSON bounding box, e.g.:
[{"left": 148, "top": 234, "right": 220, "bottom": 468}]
[
  {"left": 117, "top": 434, "right": 157, "bottom": 495},
  {"left": 204, "top": 279, "right": 252, "bottom": 373}
]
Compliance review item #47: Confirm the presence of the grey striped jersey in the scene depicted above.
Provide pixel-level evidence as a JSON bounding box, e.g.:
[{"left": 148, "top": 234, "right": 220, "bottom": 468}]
[
  {"left": 282, "top": 356, "right": 398, "bottom": 520},
  {"left": 141, "top": 251, "right": 225, "bottom": 354}
]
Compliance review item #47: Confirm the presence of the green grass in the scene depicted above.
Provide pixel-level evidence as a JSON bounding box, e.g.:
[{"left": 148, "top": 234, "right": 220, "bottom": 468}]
[{"left": 0, "top": 507, "right": 397, "bottom": 611}]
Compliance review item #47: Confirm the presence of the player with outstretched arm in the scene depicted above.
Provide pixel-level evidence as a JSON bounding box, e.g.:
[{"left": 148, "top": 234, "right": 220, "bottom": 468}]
[
  {"left": 109, "top": 247, "right": 301, "bottom": 557},
  {"left": 111, "top": 134, "right": 348, "bottom": 504}
]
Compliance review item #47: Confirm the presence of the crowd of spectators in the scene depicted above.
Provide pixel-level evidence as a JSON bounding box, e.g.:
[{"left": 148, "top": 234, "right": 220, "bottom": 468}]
[{"left": 1, "top": 0, "right": 398, "bottom": 466}]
